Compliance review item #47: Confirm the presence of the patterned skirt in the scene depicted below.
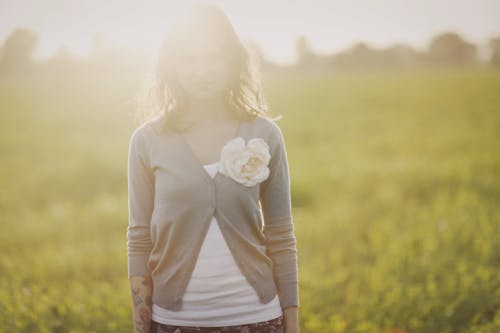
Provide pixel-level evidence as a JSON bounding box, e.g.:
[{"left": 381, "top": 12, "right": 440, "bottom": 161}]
[{"left": 151, "top": 315, "right": 284, "bottom": 333}]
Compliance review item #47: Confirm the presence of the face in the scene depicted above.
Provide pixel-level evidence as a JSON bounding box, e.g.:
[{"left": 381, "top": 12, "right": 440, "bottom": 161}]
[{"left": 174, "top": 34, "right": 230, "bottom": 101}]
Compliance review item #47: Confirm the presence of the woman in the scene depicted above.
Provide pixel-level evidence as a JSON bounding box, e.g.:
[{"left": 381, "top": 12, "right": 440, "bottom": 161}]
[{"left": 127, "top": 4, "right": 299, "bottom": 333}]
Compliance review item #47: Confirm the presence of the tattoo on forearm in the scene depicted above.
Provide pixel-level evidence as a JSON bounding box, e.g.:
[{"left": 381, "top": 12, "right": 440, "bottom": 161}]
[
  {"left": 132, "top": 287, "right": 143, "bottom": 306},
  {"left": 139, "top": 307, "right": 151, "bottom": 323},
  {"left": 131, "top": 276, "right": 153, "bottom": 333},
  {"left": 134, "top": 319, "right": 145, "bottom": 333}
]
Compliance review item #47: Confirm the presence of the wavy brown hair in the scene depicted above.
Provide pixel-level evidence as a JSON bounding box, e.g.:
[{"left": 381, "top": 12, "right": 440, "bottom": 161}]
[{"left": 137, "top": 4, "right": 278, "bottom": 133}]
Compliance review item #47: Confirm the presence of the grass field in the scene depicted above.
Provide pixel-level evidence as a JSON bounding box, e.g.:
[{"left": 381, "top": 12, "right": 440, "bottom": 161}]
[{"left": 0, "top": 66, "right": 499, "bottom": 332}]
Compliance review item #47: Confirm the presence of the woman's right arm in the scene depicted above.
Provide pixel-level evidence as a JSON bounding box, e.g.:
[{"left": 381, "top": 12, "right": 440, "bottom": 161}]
[
  {"left": 127, "top": 128, "right": 155, "bottom": 333},
  {"left": 130, "top": 275, "right": 153, "bottom": 333}
]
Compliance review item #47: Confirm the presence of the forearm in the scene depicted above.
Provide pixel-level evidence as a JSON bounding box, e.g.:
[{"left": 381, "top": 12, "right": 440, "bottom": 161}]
[
  {"left": 265, "top": 218, "right": 299, "bottom": 308},
  {"left": 283, "top": 306, "right": 300, "bottom": 333},
  {"left": 130, "top": 275, "right": 153, "bottom": 333}
]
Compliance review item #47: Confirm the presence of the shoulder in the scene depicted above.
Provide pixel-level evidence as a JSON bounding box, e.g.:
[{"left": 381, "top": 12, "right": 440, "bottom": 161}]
[
  {"left": 130, "top": 114, "right": 164, "bottom": 143},
  {"left": 129, "top": 117, "right": 162, "bottom": 153},
  {"left": 252, "top": 115, "right": 285, "bottom": 143},
  {"left": 247, "top": 115, "right": 288, "bottom": 160}
]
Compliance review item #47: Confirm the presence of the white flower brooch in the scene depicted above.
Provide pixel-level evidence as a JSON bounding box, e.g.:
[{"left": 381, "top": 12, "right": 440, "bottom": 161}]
[{"left": 217, "top": 137, "right": 271, "bottom": 187}]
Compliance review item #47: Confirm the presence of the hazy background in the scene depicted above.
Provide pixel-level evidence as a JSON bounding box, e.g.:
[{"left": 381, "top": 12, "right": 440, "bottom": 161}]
[
  {"left": 0, "top": 1, "right": 499, "bottom": 333},
  {"left": 1, "top": 0, "right": 500, "bottom": 64}
]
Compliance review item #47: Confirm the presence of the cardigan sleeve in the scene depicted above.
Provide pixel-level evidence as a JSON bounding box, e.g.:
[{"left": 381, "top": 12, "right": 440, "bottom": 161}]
[
  {"left": 259, "top": 124, "right": 299, "bottom": 309},
  {"left": 127, "top": 127, "right": 154, "bottom": 277}
]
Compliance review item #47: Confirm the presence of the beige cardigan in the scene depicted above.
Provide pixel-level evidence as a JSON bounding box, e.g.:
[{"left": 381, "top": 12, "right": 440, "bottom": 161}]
[{"left": 127, "top": 114, "right": 299, "bottom": 310}]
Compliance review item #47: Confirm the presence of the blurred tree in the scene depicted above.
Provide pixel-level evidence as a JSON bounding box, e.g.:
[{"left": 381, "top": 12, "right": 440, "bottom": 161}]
[
  {"left": 41, "top": 45, "right": 77, "bottom": 78},
  {"left": 296, "top": 35, "right": 316, "bottom": 67},
  {"left": 0, "top": 28, "right": 38, "bottom": 77},
  {"left": 428, "top": 32, "right": 477, "bottom": 65},
  {"left": 348, "top": 42, "right": 374, "bottom": 66},
  {"left": 381, "top": 43, "right": 421, "bottom": 67},
  {"left": 333, "top": 42, "right": 379, "bottom": 68},
  {"left": 488, "top": 36, "right": 500, "bottom": 65}
]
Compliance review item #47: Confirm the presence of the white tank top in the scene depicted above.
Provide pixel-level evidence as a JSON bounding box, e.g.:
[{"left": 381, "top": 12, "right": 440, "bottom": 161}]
[{"left": 152, "top": 162, "right": 283, "bottom": 327}]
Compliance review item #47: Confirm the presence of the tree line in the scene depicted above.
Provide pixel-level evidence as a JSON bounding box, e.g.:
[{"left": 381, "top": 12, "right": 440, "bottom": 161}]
[{"left": 1, "top": 28, "right": 499, "bottom": 80}]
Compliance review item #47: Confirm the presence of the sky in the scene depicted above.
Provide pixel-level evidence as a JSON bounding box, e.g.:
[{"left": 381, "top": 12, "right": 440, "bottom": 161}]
[{"left": 1, "top": 0, "right": 499, "bottom": 65}]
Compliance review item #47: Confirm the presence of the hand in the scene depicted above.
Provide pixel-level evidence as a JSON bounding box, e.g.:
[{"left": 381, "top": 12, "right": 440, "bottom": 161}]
[{"left": 283, "top": 306, "right": 300, "bottom": 333}]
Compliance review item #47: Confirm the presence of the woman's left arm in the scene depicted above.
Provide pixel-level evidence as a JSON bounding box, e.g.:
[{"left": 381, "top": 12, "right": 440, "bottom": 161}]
[
  {"left": 283, "top": 306, "right": 300, "bottom": 333},
  {"left": 260, "top": 124, "right": 300, "bottom": 332}
]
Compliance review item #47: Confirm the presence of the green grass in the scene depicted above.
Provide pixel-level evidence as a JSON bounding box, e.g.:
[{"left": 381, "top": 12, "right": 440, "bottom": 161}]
[{"left": 1, "top": 66, "right": 499, "bottom": 332}]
